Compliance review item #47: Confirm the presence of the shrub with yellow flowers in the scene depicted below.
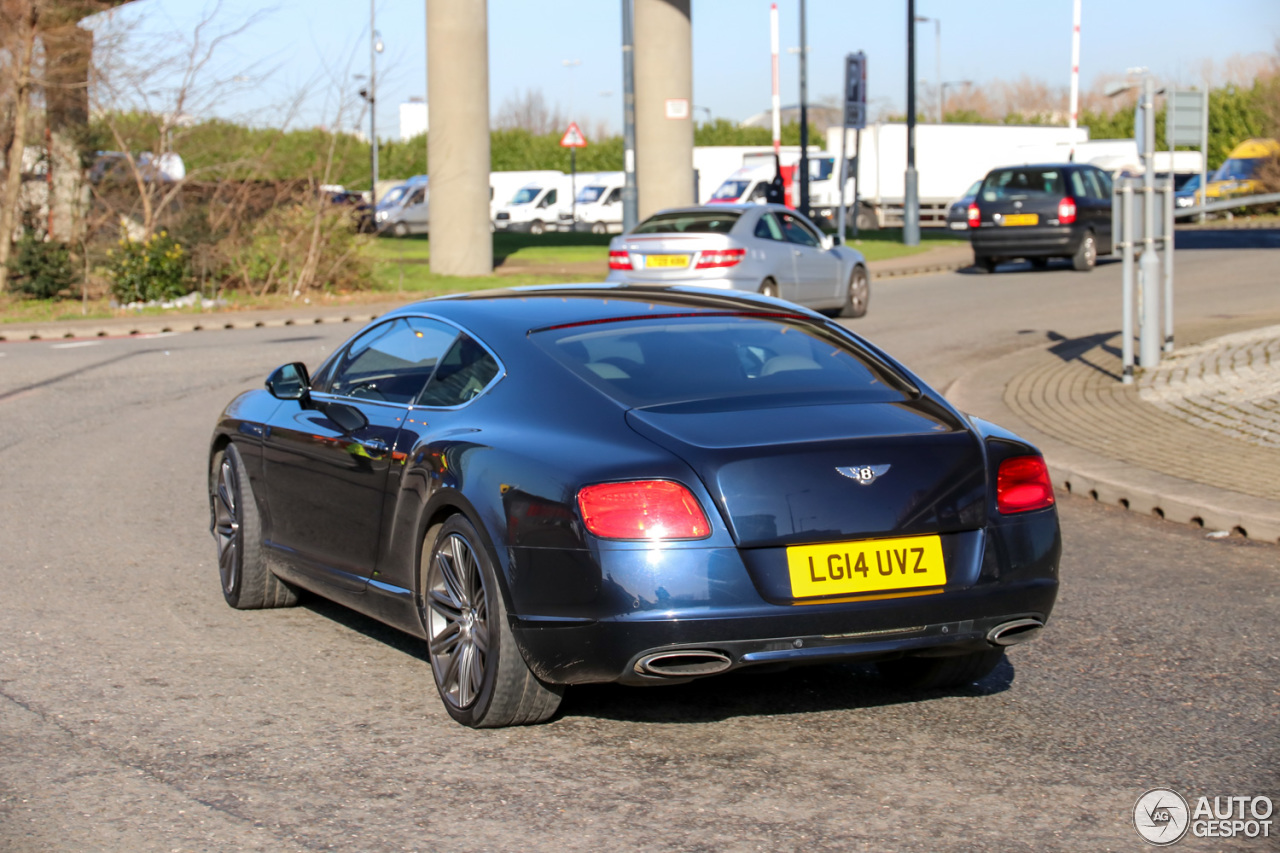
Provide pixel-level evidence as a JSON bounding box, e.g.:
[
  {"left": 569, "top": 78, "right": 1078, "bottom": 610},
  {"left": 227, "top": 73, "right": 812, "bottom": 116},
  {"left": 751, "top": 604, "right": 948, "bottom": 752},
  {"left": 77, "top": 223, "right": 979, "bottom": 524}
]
[{"left": 106, "top": 229, "right": 192, "bottom": 304}]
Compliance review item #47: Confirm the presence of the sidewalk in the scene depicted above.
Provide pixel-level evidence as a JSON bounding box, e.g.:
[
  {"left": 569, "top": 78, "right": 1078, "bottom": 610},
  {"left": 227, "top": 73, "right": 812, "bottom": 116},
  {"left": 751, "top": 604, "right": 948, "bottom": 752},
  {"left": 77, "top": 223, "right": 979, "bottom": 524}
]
[{"left": 947, "top": 324, "right": 1280, "bottom": 545}]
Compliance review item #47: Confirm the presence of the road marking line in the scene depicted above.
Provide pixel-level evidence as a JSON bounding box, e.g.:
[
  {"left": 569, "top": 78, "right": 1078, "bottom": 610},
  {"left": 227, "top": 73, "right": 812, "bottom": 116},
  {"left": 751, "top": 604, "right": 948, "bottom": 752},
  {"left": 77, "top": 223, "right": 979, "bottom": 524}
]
[{"left": 50, "top": 340, "right": 103, "bottom": 349}]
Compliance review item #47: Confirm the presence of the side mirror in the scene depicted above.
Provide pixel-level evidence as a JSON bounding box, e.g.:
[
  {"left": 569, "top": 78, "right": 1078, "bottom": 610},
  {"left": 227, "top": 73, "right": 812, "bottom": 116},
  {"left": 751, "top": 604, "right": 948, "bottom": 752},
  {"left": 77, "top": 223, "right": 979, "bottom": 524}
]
[
  {"left": 266, "top": 362, "right": 311, "bottom": 402},
  {"left": 821, "top": 234, "right": 834, "bottom": 251}
]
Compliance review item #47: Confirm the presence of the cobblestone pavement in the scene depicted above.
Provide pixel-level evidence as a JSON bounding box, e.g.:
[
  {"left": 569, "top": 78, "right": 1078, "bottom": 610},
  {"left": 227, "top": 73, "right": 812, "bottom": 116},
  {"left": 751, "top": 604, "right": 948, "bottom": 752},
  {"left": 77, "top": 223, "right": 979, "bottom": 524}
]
[{"left": 1138, "top": 324, "right": 1280, "bottom": 449}]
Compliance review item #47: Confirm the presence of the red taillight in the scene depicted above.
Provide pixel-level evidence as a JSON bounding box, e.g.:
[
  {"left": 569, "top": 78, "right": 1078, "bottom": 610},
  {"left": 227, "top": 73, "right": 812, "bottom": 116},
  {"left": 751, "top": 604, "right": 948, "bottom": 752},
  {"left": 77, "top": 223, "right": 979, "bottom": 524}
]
[
  {"left": 577, "top": 480, "right": 712, "bottom": 540},
  {"left": 996, "top": 456, "right": 1055, "bottom": 514},
  {"left": 608, "top": 250, "right": 633, "bottom": 270},
  {"left": 967, "top": 202, "right": 980, "bottom": 228},
  {"left": 1057, "top": 197, "right": 1077, "bottom": 224},
  {"left": 694, "top": 248, "right": 746, "bottom": 269}
]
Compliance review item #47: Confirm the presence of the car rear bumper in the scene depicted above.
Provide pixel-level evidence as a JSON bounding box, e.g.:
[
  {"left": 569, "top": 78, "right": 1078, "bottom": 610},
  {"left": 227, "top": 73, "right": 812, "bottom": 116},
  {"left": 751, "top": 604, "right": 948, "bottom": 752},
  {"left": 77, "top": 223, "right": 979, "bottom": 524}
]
[
  {"left": 970, "top": 224, "right": 1084, "bottom": 257},
  {"left": 507, "top": 513, "right": 1060, "bottom": 685}
]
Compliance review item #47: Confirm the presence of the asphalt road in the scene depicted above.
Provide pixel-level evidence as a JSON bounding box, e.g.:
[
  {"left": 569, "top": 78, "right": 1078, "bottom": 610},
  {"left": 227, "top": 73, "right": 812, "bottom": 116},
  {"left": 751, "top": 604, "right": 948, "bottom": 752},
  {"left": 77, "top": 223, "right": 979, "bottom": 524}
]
[{"left": 1, "top": 236, "right": 1277, "bottom": 851}]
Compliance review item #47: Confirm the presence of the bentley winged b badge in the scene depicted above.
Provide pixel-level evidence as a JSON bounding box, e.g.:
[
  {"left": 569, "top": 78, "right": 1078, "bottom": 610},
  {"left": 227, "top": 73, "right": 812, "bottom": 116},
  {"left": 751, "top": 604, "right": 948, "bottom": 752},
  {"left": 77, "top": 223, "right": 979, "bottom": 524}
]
[{"left": 836, "top": 464, "right": 891, "bottom": 486}]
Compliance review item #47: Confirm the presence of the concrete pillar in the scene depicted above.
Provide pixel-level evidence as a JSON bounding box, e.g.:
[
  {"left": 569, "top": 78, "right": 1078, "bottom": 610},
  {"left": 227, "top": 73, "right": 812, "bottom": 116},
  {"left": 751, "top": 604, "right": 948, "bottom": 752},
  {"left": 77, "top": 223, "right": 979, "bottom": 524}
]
[
  {"left": 633, "top": 0, "right": 693, "bottom": 220},
  {"left": 426, "top": 0, "right": 492, "bottom": 276}
]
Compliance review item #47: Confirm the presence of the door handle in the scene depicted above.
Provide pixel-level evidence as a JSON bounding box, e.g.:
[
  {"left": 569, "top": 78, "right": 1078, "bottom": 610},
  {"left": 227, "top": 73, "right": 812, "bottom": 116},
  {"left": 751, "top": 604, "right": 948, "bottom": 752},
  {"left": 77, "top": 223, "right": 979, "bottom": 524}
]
[{"left": 361, "top": 437, "right": 389, "bottom": 453}]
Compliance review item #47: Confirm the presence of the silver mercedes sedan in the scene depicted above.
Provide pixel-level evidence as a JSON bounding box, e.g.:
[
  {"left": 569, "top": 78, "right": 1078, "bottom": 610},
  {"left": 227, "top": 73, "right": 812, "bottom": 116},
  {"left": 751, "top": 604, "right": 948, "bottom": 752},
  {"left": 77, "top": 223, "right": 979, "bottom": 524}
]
[{"left": 605, "top": 204, "right": 870, "bottom": 317}]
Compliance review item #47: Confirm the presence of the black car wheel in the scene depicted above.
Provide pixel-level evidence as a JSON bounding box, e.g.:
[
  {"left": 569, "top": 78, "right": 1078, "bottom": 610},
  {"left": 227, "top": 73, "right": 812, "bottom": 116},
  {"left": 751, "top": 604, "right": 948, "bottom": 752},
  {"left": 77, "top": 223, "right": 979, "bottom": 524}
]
[
  {"left": 877, "top": 649, "right": 1006, "bottom": 690},
  {"left": 209, "top": 444, "right": 298, "bottom": 610},
  {"left": 1029, "top": 258, "right": 1050, "bottom": 270},
  {"left": 759, "top": 278, "right": 779, "bottom": 299},
  {"left": 392, "top": 222, "right": 409, "bottom": 238},
  {"left": 529, "top": 220, "right": 545, "bottom": 236},
  {"left": 420, "top": 515, "right": 563, "bottom": 728},
  {"left": 591, "top": 222, "right": 607, "bottom": 235},
  {"left": 974, "top": 253, "right": 997, "bottom": 274},
  {"left": 1072, "top": 230, "right": 1097, "bottom": 271},
  {"left": 838, "top": 265, "right": 869, "bottom": 318}
]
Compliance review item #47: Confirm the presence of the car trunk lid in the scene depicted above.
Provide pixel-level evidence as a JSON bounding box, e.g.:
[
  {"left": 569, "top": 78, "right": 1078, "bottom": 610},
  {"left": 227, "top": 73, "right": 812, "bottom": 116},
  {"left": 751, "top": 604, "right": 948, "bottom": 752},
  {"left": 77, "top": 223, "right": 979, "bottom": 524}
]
[{"left": 625, "top": 396, "right": 987, "bottom": 548}]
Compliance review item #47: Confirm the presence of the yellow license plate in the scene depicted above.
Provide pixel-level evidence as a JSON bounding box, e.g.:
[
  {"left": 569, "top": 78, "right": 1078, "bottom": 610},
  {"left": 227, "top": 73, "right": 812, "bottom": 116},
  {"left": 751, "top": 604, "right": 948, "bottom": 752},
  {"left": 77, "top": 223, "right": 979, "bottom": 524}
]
[
  {"left": 1001, "top": 213, "right": 1039, "bottom": 226},
  {"left": 644, "top": 254, "right": 690, "bottom": 269},
  {"left": 786, "top": 535, "right": 946, "bottom": 599}
]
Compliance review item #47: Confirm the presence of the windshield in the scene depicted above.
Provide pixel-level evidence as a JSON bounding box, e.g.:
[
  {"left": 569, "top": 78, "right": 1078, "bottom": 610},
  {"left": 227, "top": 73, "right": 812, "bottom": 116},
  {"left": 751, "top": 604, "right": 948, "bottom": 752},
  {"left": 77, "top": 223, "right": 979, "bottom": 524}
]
[
  {"left": 981, "top": 168, "right": 1065, "bottom": 200},
  {"left": 1172, "top": 173, "right": 1200, "bottom": 192},
  {"left": 1212, "top": 158, "right": 1262, "bottom": 182},
  {"left": 576, "top": 186, "right": 606, "bottom": 204},
  {"left": 379, "top": 185, "right": 408, "bottom": 207},
  {"left": 809, "top": 158, "right": 834, "bottom": 181},
  {"left": 533, "top": 314, "right": 911, "bottom": 409},
  {"left": 511, "top": 187, "right": 542, "bottom": 205},
  {"left": 710, "top": 180, "right": 750, "bottom": 201},
  {"left": 631, "top": 211, "right": 741, "bottom": 234}
]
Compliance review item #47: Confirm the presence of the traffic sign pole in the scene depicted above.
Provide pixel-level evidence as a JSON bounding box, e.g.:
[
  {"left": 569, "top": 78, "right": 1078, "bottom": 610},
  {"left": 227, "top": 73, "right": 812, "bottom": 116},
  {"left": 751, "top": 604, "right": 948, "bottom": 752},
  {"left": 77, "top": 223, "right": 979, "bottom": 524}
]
[{"left": 559, "top": 121, "right": 589, "bottom": 232}]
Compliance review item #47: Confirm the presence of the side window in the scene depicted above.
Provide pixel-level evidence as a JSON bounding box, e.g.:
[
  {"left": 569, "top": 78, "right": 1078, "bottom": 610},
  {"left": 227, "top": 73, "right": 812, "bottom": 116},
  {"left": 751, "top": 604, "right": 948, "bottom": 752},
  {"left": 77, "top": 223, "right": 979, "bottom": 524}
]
[
  {"left": 327, "top": 317, "right": 458, "bottom": 404},
  {"left": 754, "top": 213, "right": 784, "bottom": 241},
  {"left": 779, "top": 212, "right": 820, "bottom": 247},
  {"left": 1093, "top": 169, "right": 1113, "bottom": 198},
  {"left": 417, "top": 334, "right": 501, "bottom": 407},
  {"left": 605, "top": 187, "right": 622, "bottom": 205},
  {"left": 1069, "top": 171, "right": 1088, "bottom": 198},
  {"left": 747, "top": 182, "right": 769, "bottom": 202},
  {"left": 408, "top": 186, "right": 426, "bottom": 206},
  {"left": 541, "top": 189, "right": 557, "bottom": 207}
]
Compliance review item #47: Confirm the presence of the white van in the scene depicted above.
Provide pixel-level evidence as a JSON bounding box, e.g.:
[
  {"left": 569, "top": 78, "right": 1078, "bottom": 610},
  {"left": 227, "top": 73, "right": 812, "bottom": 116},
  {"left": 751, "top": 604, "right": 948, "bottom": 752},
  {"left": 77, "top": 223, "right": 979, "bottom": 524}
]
[
  {"left": 489, "top": 170, "right": 564, "bottom": 222},
  {"left": 374, "top": 175, "right": 430, "bottom": 236},
  {"left": 493, "top": 174, "right": 574, "bottom": 234},
  {"left": 563, "top": 171, "right": 625, "bottom": 234}
]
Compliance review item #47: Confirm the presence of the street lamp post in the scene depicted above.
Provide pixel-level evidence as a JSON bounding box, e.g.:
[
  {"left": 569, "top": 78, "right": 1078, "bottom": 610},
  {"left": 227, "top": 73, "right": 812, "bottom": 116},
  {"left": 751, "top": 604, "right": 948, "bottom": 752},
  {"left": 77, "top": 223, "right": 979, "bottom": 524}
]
[
  {"left": 904, "top": 0, "right": 919, "bottom": 245},
  {"left": 914, "top": 15, "right": 941, "bottom": 122},
  {"left": 368, "top": 1, "right": 383, "bottom": 206},
  {"left": 939, "top": 80, "right": 971, "bottom": 122}
]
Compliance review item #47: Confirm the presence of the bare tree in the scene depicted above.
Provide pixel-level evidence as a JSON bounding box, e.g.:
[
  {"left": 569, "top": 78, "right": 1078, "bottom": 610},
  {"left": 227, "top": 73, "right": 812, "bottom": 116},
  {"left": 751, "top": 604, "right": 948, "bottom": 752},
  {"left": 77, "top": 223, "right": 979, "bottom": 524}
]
[
  {"left": 0, "top": 0, "right": 40, "bottom": 291},
  {"left": 494, "top": 88, "right": 565, "bottom": 135}
]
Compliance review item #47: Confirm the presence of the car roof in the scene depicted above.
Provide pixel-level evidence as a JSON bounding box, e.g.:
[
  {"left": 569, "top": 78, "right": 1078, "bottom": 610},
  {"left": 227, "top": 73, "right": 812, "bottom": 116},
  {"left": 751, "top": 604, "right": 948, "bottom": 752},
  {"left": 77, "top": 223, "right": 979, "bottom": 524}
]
[
  {"left": 380, "top": 284, "right": 825, "bottom": 344},
  {"left": 987, "top": 163, "right": 1090, "bottom": 172},
  {"left": 641, "top": 203, "right": 796, "bottom": 216}
]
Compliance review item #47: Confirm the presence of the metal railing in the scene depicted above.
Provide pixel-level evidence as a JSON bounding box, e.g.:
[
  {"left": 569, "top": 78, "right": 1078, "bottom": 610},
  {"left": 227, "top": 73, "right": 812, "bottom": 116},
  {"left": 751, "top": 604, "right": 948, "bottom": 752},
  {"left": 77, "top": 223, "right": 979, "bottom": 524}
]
[{"left": 1174, "top": 192, "right": 1280, "bottom": 219}]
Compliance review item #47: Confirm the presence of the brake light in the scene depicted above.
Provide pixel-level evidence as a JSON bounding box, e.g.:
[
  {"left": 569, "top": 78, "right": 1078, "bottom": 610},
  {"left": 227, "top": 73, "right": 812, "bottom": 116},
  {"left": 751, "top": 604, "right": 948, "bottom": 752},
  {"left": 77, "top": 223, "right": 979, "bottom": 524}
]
[
  {"left": 608, "top": 250, "right": 633, "bottom": 270},
  {"left": 577, "top": 480, "right": 712, "bottom": 540},
  {"left": 694, "top": 248, "right": 746, "bottom": 269},
  {"left": 967, "top": 202, "right": 980, "bottom": 228},
  {"left": 996, "top": 456, "right": 1055, "bottom": 514},
  {"left": 1057, "top": 197, "right": 1077, "bottom": 224}
]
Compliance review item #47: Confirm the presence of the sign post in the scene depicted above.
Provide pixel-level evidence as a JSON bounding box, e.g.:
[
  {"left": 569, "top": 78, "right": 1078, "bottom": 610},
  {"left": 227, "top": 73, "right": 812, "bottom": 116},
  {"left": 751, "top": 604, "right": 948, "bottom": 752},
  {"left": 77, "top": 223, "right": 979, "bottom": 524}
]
[
  {"left": 560, "top": 121, "right": 589, "bottom": 229},
  {"left": 836, "top": 51, "right": 867, "bottom": 243}
]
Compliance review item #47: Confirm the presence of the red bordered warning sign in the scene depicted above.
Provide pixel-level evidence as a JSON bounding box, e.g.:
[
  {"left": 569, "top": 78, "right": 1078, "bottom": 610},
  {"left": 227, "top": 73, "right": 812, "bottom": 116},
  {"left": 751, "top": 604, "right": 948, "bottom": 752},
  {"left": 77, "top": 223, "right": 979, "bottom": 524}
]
[{"left": 559, "top": 121, "right": 588, "bottom": 148}]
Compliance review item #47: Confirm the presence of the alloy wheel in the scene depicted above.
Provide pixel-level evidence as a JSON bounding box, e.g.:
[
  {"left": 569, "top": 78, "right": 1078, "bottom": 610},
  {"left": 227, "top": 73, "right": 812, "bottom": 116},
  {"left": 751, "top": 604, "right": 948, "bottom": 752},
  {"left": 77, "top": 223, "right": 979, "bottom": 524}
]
[
  {"left": 426, "top": 532, "right": 490, "bottom": 710},
  {"left": 848, "top": 268, "right": 868, "bottom": 314},
  {"left": 212, "top": 456, "right": 241, "bottom": 596}
]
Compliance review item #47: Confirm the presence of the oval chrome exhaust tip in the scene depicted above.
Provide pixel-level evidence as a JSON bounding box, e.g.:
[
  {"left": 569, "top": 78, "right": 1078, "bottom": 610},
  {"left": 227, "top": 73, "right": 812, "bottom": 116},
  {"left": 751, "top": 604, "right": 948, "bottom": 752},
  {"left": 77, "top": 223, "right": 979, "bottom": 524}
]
[
  {"left": 637, "top": 650, "right": 733, "bottom": 678},
  {"left": 987, "top": 618, "right": 1045, "bottom": 647}
]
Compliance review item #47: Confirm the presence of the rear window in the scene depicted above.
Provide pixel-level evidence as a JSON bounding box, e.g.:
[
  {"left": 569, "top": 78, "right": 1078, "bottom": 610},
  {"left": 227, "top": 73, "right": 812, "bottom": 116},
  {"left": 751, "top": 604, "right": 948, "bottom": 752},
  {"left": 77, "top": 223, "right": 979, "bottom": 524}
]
[
  {"left": 981, "top": 168, "right": 1065, "bottom": 201},
  {"left": 532, "top": 314, "right": 912, "bottom": 410},
  {"left": 631, "top": 211, "right": 741, "bottom": 234}
]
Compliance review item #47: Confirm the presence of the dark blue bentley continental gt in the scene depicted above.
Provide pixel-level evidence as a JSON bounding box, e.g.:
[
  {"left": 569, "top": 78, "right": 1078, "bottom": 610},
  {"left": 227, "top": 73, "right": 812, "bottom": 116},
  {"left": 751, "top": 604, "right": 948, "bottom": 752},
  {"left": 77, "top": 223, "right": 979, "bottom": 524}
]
[{"left": 209, "top": 285, "right": 1060, "bottom": 727}]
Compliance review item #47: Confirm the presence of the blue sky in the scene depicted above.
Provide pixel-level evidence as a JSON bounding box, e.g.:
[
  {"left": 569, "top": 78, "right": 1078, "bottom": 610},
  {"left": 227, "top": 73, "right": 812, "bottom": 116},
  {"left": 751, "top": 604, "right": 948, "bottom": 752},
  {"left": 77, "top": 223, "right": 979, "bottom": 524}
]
[{"left": 95, "top": 0, "right": 1280, "bottom": 138}]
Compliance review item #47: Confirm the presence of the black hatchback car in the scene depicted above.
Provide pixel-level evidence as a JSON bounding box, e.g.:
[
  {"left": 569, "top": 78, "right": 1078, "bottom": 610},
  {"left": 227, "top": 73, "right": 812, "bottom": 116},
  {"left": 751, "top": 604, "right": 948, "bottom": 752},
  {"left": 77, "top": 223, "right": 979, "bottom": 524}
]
[{"left": 968, "top": 163, "right": 1113, "bottom": 273}]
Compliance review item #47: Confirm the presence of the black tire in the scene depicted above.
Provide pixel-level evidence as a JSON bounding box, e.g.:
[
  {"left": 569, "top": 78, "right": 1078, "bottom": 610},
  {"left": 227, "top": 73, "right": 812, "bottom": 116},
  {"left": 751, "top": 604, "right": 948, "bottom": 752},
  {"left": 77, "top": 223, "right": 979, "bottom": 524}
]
[
  {"left": 1071, "top": 230, "right": 1097, "bottom": 271},
  {"left": 591, "top": 221, "right": 607, "bottom": 235},
  {"left": 854, "top": 205, "right": 878, "bottom": 232},
  {"left": 838, "top": 265, "right": 870, "bottom": 318},
  {"left": 974, "top": 252, "right": 997, "bottom": 274},
  {"left": 1029, "top": 257, "right": 1050, "bottom": 270},
  {"left": 392, "top": 222, "right": 409, "bottom": 238},
  {"left": 877, "top": 649, "right": 1005, "bottom": 690},
  {"left": 209, "top": 444, "right": 299, "bottom": 610},
  {"left": 419, "top": 515, "right": 564, "bottom": 728},
  {"left": 529, "top": 220, "right": 545, "bottom": 236},
  {"left": 759, "top": 278, "right": 779, "bottom": 299}
]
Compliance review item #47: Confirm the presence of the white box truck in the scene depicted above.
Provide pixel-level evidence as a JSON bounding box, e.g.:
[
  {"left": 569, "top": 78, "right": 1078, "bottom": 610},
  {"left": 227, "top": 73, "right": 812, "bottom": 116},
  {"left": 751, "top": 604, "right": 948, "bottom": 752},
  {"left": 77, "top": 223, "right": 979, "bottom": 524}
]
[
  {"left": 561, "top": 171, "right": 625, "bottom": 234},
  {"left": 826, "top": 123, "right": 1090, "bottom": 228},
  {"left": 493, "top": 173, "right": 574, "bottom": 235}
]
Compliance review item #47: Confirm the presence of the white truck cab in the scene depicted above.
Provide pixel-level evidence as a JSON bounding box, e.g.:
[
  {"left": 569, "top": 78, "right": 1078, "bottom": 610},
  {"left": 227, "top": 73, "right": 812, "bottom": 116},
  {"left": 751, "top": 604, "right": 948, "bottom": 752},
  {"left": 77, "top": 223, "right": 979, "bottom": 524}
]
[
  {"left": 564, "top": 171, "right": 625, "bottom": 233},
  {"left": 494, "top": 176, "right": 571, "bottom": 235}
]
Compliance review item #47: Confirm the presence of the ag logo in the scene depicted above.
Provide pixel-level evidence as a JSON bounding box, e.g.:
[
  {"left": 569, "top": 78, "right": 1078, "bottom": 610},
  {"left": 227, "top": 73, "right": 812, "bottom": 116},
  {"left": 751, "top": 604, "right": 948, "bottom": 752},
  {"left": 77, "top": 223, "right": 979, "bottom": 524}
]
[
  {"left": 836, "top": 464, "right": 890, "bottom": 486},
  {"left": 1134, "top": 788, "right": 1190, "bottom": 845}
]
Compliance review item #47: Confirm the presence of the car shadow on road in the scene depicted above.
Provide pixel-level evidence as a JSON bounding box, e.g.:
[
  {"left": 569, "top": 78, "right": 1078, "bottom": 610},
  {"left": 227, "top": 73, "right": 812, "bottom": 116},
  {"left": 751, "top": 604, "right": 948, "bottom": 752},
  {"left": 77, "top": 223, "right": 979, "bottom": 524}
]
[
  {"left": 556, "top": 658, "right": 1016, "bottom": 725},
  {"left": 301, "top": 595, "right": 430, "bottom": 663},
  {"left": 953, "top": 257, "right": 1120, "bottom": 276}
]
